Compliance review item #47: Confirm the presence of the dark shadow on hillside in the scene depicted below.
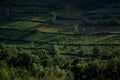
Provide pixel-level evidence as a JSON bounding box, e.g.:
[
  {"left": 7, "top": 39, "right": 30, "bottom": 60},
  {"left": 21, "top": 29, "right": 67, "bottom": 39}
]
[
  {"left": 0, "top": 37, "right": 48, "bottom": 45},
  {"left": 12, "top": 14, "right": 47, "bottom": 16},
  {"left": 19, "top": 30, "right": 37, "bottom": 39},
  {"left": 18, "top": 47, "right": 44, "bottom": 50},
  {"left": 0, "top": 18, "right": 16, "bottom": 27},
  {"left": 0, "top": 27, "right": 120, "bottom": 38},
  {"left": 61, "top": 53, "right": 93, "bottom": 58},
  {"left": 12, "top": 17, "right": 120, "bottom": 29},
  {"left": 0, "top": 28, "right": 27, "bottom": 32},
  {"left": 98, "top": 34, "right": 120, "bottom": 43},
  {"left": 0, "top": 36, "right": 120, "bottom": 47},
  {"left": 110, "top": 34, "right": 120, "bottom": 39},
  {"left": 62, "top": 52, "right": 111, "bottom": 60}
]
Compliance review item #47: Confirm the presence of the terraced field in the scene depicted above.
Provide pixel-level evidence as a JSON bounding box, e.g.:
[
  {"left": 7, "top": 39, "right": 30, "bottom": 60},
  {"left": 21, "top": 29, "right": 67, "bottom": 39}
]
[{"left": 0, "top": 5, "right": 120, "bottom": 59}]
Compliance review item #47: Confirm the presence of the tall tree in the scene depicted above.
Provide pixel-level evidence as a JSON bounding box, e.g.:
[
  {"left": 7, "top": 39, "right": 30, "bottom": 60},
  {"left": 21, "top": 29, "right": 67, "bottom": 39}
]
[{"left": 48, "top": 11, "right": 57, "bottom": 24}]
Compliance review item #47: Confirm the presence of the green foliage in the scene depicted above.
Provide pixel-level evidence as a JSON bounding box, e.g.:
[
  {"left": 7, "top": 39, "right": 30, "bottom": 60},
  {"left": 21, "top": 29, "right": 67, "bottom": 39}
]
[
  {"left": 30, "top": 63, "right": 44, "bottom": 77},
  {"left": 71, "top": 58, "right": 84, "bottom": 66},
  {"left": 0, "top": 68, "right": 10, "bottom": 80},
  {"left": 105, "top": 57, "right": 120, "bottom": 80},
  {"left": 40, "top": 66, "right": 74, "bottom": 80},
  {"left": 85, "top": 59, "right": 106, "bottom": 80},
  {"left": 0, "top": 43, "right": 8, "bottom": 60},
  {"left": 0, "top": 44, "right": 120, "bottom": 80},
  {"left": 33, "top": 49, "right": 49, "bottom": 58},
  {"left": 11, "top": 52, "right": 34, "bottom": 67},
  {"left": 53, "top": 56, "right": 68, "bottom": 67},
  {"left": 71, "top": 58, "right": 86, "bottom": 80},
  {"left": 40, "top": 56, "right": 54, "bottom": 67},
  {"left": 0, "top": 43, "right": 7, "bottom": 54},
  {"left": 58, "top": 28, "right": 62, "bottom": 33},
  {"left": 48, "top": 11, "right": 57, "bottom": 24},
  {"left": 0, "top": 1, "right": 120, "bottom": 79},
  {"left": 48, "top": 45, "right": 60, "bottom": 57},
  {"left": 110, "top": 49, "right": 120, "bottom": 58},
  {"left": 0, "top": 61, "right": 8, "bottom": 68}
]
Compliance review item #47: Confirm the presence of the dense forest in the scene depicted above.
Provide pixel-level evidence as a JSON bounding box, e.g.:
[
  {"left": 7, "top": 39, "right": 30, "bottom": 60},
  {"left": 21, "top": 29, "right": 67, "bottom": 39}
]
[
  {"left": 0, "top": 0, "right": 120, "bottom": 80},
  {"left": 0, "top": 43, "right": 120, "bottom": 80}
]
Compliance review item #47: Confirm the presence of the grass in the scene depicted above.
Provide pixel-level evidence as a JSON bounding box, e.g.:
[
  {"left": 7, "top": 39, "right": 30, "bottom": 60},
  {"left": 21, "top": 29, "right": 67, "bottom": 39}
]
[{"left": 0, "top": 21, "right": 40, "bottom": 29}]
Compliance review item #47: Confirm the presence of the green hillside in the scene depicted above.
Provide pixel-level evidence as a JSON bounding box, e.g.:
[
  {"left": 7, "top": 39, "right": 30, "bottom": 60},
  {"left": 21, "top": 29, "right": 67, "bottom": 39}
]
[{"left": 0, "top": 0, "right": 120, "bottom": 80}]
